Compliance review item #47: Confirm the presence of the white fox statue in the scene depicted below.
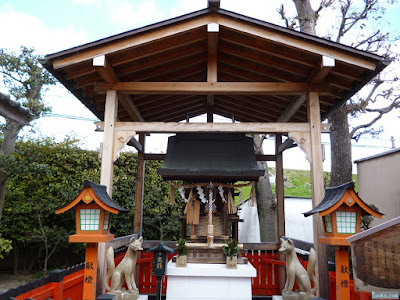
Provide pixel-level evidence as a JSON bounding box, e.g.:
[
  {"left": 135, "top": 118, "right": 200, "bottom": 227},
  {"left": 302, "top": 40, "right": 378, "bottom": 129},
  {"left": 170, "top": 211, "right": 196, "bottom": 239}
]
[
  {"left": 279, "top": 238, "right": 317, "bottom": 299},
  {"left": 105, "top": 236, "right": 143, "bottom": 297}
]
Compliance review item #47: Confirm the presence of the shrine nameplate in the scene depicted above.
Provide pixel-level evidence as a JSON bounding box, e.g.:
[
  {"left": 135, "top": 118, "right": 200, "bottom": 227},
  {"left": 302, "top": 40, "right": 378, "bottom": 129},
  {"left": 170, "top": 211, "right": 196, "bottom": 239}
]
[{"left": 350, "top": 223, "right": 400, "bottom": 292}]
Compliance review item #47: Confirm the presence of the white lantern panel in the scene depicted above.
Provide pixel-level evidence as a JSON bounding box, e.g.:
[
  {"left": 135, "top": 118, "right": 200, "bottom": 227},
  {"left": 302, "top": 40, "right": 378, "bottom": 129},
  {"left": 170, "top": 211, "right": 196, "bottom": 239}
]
[
  {"left": 80, "top": 208, "right": 101, "bottom": 231},
  {"left": 336, "top": 211, "right": 357, "bottom": 234}
]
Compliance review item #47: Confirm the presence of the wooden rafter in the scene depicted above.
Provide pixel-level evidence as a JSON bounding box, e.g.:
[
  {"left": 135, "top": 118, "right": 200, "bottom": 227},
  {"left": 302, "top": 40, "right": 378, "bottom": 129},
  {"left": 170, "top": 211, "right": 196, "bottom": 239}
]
[
  {"left": 52, "top": 15, "right": 214, "bottom": 69},
  {"left": 309, "top": 56, "right": 336, "bottom": 84},
  {"left": 219, "top": 42, "right": 310, "bottom": 77},
  {"left": 93, "top": 55, "right": 144, "bottom": 122},
  {"left": 217, "top": 15, "right": 376, "bottom": 70},
  {"left": 95, "top": 82, "right": 330, "bottom": 95}
]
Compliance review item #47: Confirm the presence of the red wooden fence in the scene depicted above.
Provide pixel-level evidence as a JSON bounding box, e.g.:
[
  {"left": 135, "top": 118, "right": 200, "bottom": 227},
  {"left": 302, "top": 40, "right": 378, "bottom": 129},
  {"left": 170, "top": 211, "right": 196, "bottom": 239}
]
[{"left": 2, "top": 249, "right": 374, "bottom": 300}]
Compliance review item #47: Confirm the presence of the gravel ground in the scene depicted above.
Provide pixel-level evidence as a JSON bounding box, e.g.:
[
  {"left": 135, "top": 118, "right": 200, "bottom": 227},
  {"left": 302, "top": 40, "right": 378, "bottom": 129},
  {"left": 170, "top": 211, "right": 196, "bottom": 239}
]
[{"left": 0, "top": 273, "right": 33, "bottom": 292}]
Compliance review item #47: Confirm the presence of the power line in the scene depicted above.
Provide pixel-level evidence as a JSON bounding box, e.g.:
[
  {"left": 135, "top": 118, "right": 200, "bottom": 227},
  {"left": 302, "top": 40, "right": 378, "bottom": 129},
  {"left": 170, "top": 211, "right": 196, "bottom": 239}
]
[{"left": 43, "top": 113, "right": 99, "bottom": 122}]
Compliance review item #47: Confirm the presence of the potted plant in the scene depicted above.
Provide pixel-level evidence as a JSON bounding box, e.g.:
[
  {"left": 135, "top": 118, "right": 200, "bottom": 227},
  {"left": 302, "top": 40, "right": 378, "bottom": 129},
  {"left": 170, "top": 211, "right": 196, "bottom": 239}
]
[
  {"left": 222, "top": 239, "right": 239, "bottom": 269},
  {"left": 176, "top": 238, "right": 188, "bottom": 267}
]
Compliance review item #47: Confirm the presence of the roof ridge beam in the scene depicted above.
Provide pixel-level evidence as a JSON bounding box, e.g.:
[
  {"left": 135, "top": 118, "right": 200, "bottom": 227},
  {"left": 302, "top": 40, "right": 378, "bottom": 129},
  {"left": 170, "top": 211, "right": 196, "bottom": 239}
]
[{"left": 208, "top": 0, "right": 220, "bottom": 11}]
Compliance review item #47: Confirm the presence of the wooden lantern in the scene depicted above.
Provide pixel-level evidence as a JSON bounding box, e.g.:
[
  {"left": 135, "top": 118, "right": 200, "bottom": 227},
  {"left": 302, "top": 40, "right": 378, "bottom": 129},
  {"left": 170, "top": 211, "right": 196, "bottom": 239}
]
[
  {"left": 304, "top": 181, "right": 383, "bottom": 246},
  {"left": 55, "top": 180, "right": 128, "bottom": 300},
  {"left": 56, "top": 180, "right": 128, "bottom": 243},
  {"left": 304, "top": 181, "right": 383, "bottom": 300}
]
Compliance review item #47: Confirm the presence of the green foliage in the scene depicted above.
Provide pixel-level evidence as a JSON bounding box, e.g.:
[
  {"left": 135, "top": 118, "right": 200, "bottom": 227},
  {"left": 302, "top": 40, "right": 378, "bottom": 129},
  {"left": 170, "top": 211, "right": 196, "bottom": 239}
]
[
  {"left": 177, "top": 238, "right": 188, "bottom": 256},
  {"left": 0, "top": 137, "right": 183, "bottom": 273},
  {"left": 0, "top": 234, "right": 12, "bottom": 259},
  {"left": 0, "top": 137, "right": 100, "bottom": 273},
  {"left": 222, "top": 239, "right": 239, "bottom": 259},
  {"left": 361, "top": 203, "right": 380, "bottom": 230},
  {"left": 0, "top": 46, "right": 56, "bottom": 117},
  {"left": 141, "top": 160, "right": 183, "bottom": 241}
]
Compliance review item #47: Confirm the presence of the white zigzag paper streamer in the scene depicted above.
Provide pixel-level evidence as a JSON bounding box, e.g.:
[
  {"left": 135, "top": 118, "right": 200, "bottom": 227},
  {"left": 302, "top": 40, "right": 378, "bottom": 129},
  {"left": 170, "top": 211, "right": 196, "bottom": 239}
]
[
  {"left": 196, "top": 185, "right": 206, "bottom": 203},
  {"left": 218, "top": 185, "right": 226, "bottom": 203},
  {"left": 178, "top": 186, "right": 188, "bottom": 203}
]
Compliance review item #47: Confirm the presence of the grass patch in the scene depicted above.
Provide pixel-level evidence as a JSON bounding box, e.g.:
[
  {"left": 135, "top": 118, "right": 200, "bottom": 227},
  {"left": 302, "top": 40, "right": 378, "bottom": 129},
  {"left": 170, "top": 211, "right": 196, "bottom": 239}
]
[{"left": 235, "top": 168, "right": 358, "bottom": 201}]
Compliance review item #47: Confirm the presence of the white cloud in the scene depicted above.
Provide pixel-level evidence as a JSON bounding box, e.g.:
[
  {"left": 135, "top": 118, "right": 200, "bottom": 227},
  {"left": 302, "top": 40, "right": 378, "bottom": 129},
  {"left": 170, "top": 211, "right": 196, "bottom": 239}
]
[
  {"left": 107, "top": 0, "right": 166, "bottom": 29},
  {"left": 73, "top": 0, "right": 100, "bottom": 4},
  {"left": 0, "top": 5, "right": 88, "bottom": 55}
]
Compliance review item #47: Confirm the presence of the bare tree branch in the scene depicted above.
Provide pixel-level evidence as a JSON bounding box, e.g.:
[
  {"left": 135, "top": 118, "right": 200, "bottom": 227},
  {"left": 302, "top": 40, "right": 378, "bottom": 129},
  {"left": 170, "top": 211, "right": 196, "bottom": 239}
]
[
  {"left": 277, "top": 4, "right": 297, "bottom": 29},
  {"left": 350, "top": 97, "right": 400, "bottom": 138}
]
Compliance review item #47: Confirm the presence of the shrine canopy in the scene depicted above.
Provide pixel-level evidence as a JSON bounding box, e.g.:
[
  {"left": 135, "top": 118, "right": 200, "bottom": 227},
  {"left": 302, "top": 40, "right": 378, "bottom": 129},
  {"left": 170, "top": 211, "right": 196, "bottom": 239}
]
[
  {"left": 157, "top": 133, "right": 264, "bottom": 181},
  {"left": 40, "top": 5, "right": 390, "bottom": 125}
]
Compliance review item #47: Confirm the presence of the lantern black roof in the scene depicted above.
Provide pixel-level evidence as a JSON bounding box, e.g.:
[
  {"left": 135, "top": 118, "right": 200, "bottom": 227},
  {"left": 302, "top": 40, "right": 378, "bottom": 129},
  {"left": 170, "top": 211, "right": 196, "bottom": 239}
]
[
  {"left": 83, "top": 180, "right": 129, "bottom": 213},
  {"left": 303, "top": 181, "right": 383, "bottom": 218},
  {"left": 157, "top": 133, "right": 265, "bottom": 181},
  {"left": 147, "top": 242, "right": 175, "bottom": 254},
  {"left": 303, "top": 182, "right": 355, "bottom": 217}
]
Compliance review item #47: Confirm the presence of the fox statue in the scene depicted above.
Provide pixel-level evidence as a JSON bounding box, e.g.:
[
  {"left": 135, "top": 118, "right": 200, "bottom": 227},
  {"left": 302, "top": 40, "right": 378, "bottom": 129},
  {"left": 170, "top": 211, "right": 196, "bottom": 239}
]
[
  {"left": 105, "top": 236, "right": 143, "bottom": 294},
  {"left": 279, "top": 238, "right": 317, "bottom": 299}
]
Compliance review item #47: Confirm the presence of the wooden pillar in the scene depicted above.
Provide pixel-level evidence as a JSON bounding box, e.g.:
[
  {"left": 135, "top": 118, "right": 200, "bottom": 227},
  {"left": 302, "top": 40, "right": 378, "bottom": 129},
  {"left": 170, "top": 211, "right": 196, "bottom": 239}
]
[
  {"left": 134, "top": 133, "right": 146, "bottom": 236},
  {"left": 83, "top": 243, "right": 98, "bottom": 300},
  {"left": 307, "top": 91, "right": 328, "bottom": 298},
  {"left": 275, "top": 134, "right": 286, "bottom": 293},
  {"left": 207, "top": 23, "right": 218, "bottom": 123},
  {"left": 97, "top": 90, "right": 118, "bottom": 297},
  {"left": 335, "top": 246, "right": 351, "bottom": 300}
]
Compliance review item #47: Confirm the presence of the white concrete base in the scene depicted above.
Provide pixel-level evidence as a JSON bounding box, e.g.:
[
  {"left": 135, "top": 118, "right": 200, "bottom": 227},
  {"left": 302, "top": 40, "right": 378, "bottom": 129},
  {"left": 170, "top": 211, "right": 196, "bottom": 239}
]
[
  {"left": 272, "top": 296, "right": 283, "bottom": 300},
  {"left": 166, "top": 261, "right": 256, "bottom": 300},
  {"left": 108, "top": 291, "right": 148, "bottom": 300}
]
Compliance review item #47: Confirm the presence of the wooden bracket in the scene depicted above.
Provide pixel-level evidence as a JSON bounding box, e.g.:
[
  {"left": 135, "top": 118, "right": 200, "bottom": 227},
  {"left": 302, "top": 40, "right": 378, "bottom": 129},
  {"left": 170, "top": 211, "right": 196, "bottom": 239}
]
[
  {"left": 289, "top": 131, "right": 312, "bottom": 163},
  {"left": 113, "top": 130, "right": 136, "bottom": 161}
]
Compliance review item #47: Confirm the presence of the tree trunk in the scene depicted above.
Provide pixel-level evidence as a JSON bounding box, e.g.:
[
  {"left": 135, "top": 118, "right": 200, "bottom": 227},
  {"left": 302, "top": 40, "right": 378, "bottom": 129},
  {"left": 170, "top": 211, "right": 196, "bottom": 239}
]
[
  {"left": 293, "top": 0, "right": 317, "bottom": 34},
  {"left": 0, "top": 119, "right": 23, "bottom": 220},
  {"left": 254, "top": 135, "right": 277, "bottom": 242},
  {"left": 328, "top": 106, "right": 353, "bottom": 186},
  {"left": 256, "top": 165, "right": 277, "bottom": 242},
  {"left": 13, "top": 247, "right": 19, "bottom": 275}
]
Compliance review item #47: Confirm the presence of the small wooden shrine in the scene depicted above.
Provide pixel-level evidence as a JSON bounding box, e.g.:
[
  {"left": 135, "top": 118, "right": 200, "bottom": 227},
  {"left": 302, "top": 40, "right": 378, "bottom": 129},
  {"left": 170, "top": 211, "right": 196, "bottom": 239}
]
[{"left": 158, "top": 133, "right": 263, "bottom": 263}]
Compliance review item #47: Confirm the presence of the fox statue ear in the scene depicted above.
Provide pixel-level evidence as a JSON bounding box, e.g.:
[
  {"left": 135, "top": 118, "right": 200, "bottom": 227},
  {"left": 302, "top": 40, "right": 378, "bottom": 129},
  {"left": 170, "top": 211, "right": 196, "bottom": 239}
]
[
  {"left": 139, "top": 236, "right": 143, "bottom": 243},
  {"left": 129, "top": 236, "right": 136, "bottom": 243},
  {"left": 288, "top": 239, "right": 293, "bottom": 245},
  {"left": 280, "top": 238, "right": 284, "bottom": 243}
]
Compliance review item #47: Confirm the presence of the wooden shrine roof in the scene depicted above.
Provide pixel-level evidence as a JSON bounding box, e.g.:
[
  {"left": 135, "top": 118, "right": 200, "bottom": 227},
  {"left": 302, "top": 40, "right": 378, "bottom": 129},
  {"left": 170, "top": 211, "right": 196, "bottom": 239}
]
[
  {"left": 157, "top": 133, "right": 264, "bottom": 181},
  {"left": 40, "top": 6, "right": 390, "bottom": 124}
]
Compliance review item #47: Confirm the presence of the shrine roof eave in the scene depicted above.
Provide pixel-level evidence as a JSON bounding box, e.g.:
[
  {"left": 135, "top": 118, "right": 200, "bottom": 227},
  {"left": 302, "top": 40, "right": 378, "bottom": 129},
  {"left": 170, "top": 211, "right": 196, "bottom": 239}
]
[{"left": 40, "top": 7, "right": 391, "bottom": 124}]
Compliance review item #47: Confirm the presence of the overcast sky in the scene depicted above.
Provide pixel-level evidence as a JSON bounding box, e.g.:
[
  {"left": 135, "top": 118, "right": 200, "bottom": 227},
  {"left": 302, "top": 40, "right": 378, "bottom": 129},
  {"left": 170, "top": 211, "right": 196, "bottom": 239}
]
[{"left": 0, "top": 0, "right": 399, "bottom": 171}]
